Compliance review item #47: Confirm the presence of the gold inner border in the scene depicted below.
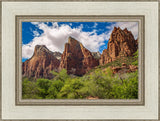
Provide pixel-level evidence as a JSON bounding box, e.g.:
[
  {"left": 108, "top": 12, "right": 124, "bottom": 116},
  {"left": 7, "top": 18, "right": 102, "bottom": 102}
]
[{"left": 15, "top": 15, "right": 145, "bottom": 106}]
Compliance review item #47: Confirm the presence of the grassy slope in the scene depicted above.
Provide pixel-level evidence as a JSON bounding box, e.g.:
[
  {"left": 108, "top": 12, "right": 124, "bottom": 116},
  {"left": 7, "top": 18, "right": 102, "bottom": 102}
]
[{"left": 87, "top": 56, "right": 137, "bottom": 75}]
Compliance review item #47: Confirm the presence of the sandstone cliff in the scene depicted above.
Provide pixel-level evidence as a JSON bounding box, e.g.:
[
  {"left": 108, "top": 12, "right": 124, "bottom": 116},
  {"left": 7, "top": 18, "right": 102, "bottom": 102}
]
[
  {"left": 99, "top": 27, "right": 138, "bottom": 65},
  {"left": 22, "top": 45, "right": 60, "bottom": 79},
  {"left": 59, "top": 37, "right": 99, "bottom": 76}
]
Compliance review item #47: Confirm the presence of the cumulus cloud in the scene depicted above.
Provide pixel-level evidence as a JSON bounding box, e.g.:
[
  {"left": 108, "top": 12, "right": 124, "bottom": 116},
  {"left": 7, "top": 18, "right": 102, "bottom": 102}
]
[
  {"left": 33, "top": 31, "right": 40, "bottom": 37},
  {"left": 22, "top": 22, "right": 107, "bottom": 59},
  {"left": 22, "top": 22, "right": 138, "bottom": 59},
  {"left": 106, "top": 22, "right": 138, "bottom": 40},
  {"left": 116, "top": 22, "right": 138, "bottom": 39}
]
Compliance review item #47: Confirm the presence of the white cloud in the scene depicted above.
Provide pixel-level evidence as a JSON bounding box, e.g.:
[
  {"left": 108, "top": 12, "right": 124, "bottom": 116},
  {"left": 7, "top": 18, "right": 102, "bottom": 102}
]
[
  {"left": 106, "top": 22, "right": 138, "bottom": 39},
  {"left": 33, "top": 31, "right": 40, "bottom": 37},
  {"left": 22, "top": 22, "right": 138, "bottom": 59},
  {"left": 51, "top": 22, "right": 59, "bottom": 28},
  {"left": 116, "top": 22, "right": 138, "bottom": 39},
  {"left": 93, "top": 22, "right": 98, "bottom": 28},
  {"left": 22, "top": 22, "right": 107, "bottom": 59}
]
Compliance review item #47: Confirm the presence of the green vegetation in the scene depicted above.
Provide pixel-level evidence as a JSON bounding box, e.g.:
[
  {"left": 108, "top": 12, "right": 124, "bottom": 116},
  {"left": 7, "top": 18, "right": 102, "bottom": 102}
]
[
  {"left": 22, "top": 51, "right": 138, "bottom": 99},
  {"left": 86, "top": 52, "right": 137, "bottom": 75},
  {"left": 132, "top": 50, "right": 138, "bottom": 66},
  {"left": 22, "top": 68, "right": 138, "bottom": 99}
]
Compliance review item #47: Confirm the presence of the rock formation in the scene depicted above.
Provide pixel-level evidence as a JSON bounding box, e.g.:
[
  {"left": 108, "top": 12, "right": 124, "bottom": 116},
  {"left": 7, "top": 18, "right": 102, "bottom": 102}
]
[
  {"left": 99, "top": 27, "right": 138, "bottom": 65},
  {"left": 59, "top": 37, "right": 99, "bottom": 76},
  {"left": 22, "top": 27, "right": 138, "bottom": 78},
  {"left": 53, "top": 51, "right": 62, "bottom": 60},
  {"left": 91, "top": 52, "right": 101, "bottom": 59},
  {"left": 22, "top": 45, "right": 60, "bottom": 79},
  {"left": 111, "top": 63, "right": 138, "bottom": 74}
]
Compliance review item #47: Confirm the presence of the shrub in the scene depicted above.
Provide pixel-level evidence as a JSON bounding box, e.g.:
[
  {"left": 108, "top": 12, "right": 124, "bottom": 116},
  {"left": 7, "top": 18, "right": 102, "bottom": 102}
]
[
  {"left": 36, "top": 78, "right": 52, "bottom": 98},
  {"left": 59, "top": 78, "right": 84, "bottom": 99},
  {"left": 109, "top": 71, "right": 138, "bottom": 99},
  {"left": 52, "top": 69, "right": 69, "bottom": 82},
  {"left": 22, "top": 80, "right": 41, "bottom": 99},
  {"left": 46, "top": 80, "right": 64, "bottom": 99},
  {"left": 22, "top": 67, "right": 138, "bottom": 99}
]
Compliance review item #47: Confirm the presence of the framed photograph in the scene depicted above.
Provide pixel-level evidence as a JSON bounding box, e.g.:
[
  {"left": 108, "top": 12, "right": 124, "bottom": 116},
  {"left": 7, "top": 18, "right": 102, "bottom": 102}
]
[
  {"left": 1, "top": 0, "right": 159, "bottom": 120},
  {"left": 16, "top": 15, "right": 144, "bottom": 106}
]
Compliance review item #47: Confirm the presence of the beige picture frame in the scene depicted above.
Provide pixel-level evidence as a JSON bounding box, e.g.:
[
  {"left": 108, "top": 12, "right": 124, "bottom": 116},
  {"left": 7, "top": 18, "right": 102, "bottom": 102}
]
[
  {"left": 16, "top": 15, "right": 144, "bottom": 106},
  {"left": 1, "top": 0, "right": 160, "bottom": 120}
]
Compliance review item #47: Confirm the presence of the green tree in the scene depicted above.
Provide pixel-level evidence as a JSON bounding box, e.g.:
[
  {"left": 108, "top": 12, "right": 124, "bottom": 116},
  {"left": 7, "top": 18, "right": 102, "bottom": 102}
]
[
  {"left": 51, "top": 69, "right": 69, "bottom": 82},
  {"left": 110, "top": 71, "right": 138, "bottom": 99},
  {"left": 36, "top": 78, "right": 52, "bottom": 98},
  {"left": 22, "top": 79, "right": 41, "bottom": 99},
  {"left": 79, "top": 68, "right": 113, "bottom": 99},
  {"left": 59, "top": 78, "right": 84, "bottom": 99},
  {"left": 22, "top": 65, "right": 138, "bottom": 99},
  {"left": 47, "top": 80, "right": 64, "bottom": 99}
]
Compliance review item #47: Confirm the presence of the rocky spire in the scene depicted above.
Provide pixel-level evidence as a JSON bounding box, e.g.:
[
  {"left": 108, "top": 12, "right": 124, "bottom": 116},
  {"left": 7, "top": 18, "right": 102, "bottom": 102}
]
[
  {"left": 99, "top": 27, "right": 138, "bottom": 65},
  {"left": 59, "top": 37, "right": 99, "bottom": 76},
  {"left": 22, "top": 45, "right": 60, "bottom": 79}
]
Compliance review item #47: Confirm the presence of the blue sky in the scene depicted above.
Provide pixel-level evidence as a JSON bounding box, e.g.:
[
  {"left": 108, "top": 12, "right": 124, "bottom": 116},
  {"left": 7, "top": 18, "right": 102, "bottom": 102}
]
[{"left": 22, "top": 21, "right": 138, "bottom": 62}]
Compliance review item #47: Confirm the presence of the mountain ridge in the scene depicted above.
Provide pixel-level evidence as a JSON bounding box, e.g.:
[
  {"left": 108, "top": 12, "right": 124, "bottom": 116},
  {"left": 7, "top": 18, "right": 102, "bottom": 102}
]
[{"left": 22, "top": 27, "right": 138, "bottom": 78}]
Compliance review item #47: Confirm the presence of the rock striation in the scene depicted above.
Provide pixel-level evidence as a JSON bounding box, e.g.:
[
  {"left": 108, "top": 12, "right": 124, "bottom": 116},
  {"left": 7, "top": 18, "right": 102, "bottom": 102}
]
[
  {"left": 99, "top": 27, "right": 138, "bottom": 65},
  {"left": 22, "top": 45, "right": 60, "bottom": 79},
  {"left": 59, "top": 37, "right": 99, "bottom": 76}
]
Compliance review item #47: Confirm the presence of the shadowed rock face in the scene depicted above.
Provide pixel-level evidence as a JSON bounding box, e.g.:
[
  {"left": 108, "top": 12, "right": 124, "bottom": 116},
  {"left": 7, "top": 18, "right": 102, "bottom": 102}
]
[
  {"left": 22, "top": 45, "right": 60, "bottom": 79},
  {"left": 99, "top": 27, "right": 138, "bottom": 65},
  {"left": 59, "top": 37, "right": 99, "bottom": 76}
]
